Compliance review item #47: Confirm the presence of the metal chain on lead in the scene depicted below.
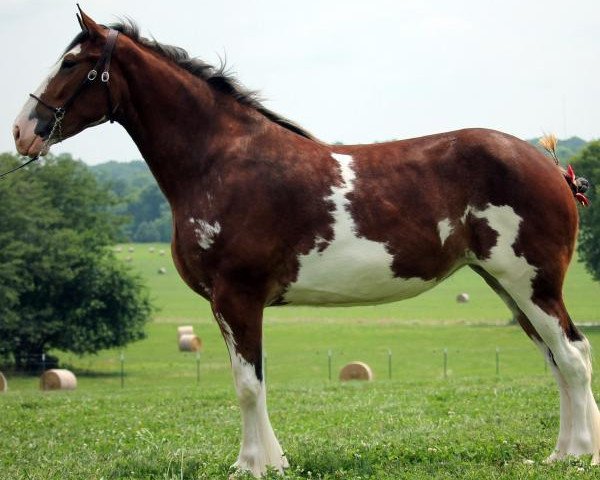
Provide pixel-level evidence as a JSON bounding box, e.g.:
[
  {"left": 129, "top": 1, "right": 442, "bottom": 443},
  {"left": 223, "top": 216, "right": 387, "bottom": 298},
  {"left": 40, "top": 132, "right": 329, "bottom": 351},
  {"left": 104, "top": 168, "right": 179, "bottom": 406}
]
[{"left": 0, "top": 110, "right": 65, "bottom": 179}]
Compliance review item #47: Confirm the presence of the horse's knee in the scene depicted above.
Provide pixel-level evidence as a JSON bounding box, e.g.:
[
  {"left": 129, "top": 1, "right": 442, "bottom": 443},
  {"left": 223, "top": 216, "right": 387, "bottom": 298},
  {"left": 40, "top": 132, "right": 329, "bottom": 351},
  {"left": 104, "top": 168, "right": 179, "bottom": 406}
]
[
  {"left": 230, "top": 351, "right": 262, "bottom": 406},
  {"left": 235, "top": 373, "right": 261, "bottom": 406}
]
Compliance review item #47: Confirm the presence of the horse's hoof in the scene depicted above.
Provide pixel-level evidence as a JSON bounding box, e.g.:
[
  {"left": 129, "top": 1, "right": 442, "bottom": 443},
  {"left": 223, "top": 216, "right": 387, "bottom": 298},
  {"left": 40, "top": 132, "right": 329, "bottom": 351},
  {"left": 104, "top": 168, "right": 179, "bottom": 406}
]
[{"left": 543, "top": 450, "right": 564, "bottom": 464}]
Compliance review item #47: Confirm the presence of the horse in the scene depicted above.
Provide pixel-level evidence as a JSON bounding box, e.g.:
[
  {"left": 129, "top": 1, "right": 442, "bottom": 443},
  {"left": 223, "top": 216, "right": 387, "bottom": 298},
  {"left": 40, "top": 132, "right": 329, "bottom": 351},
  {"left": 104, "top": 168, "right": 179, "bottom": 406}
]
[{"left": 12, "top": 7, "right": 597, "bottom": 477}]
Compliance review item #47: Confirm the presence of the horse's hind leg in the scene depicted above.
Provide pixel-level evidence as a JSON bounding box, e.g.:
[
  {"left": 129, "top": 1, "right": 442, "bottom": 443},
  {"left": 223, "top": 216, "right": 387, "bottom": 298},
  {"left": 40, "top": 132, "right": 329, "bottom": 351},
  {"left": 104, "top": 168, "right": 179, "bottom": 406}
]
[
  {"left": 514, "top": 298, "right": 600, "bottom": 462},
  {"left": 471, "top": 265, "right": 598, "bottom": 460},
  {"left": 471, "top": 258, "right": 600, "bottom": 463},
  {"left": 211, "top": 281, "right": 288, "bottom": 477}
]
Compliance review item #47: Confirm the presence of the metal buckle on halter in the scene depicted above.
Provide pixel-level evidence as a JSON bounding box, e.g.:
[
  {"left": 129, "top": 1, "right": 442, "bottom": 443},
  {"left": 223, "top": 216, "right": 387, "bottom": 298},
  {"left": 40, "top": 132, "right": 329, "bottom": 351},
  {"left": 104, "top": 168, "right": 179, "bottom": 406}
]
[
  {"left": 101, "top": 71, "right": 110, "bottom": 83},
  {"left": 54, "top": 107, "right": 65, "bottom": 121},
  {"left": 87, "top": 69, "right": 98, "bottom": 81}
]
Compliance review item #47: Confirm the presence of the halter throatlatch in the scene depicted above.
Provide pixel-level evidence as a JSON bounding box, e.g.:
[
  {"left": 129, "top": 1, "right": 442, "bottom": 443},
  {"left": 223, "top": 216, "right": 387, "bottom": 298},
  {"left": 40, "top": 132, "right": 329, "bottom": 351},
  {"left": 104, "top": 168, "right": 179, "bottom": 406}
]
[{"left": 1, "top": 29, "right": 119, "bottom": 180}]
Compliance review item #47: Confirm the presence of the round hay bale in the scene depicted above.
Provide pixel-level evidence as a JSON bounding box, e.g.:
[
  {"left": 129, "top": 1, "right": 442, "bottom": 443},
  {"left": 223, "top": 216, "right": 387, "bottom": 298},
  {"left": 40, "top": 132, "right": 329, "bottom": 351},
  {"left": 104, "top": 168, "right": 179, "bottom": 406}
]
[
  {"left": 339, "top": 361, "right": 373, "bottom": 382},
  {"left": 177, "top": 325, "right": 194, "bottom": 339},
  {"left": 456, "top": 293, "right": 470, "bottom": 303},
  {"left": 114, "top": 246, "right": 123, "bottom": 253},
  {"left": 158, "top": 266, "right": 167, "bottom": 275},
  {"left": 149, "top": 247, "right": 155, "bottom": 253},
  {"left": 40, "top": 369, "right": 77, "bottom": 391},
  {"left": 159, "top": 249, "right": 165, "bottom": 256},
  {"left": 0, "top": 371, "right": 7, "bottom": 393},
  {"left": 179, "top": 334, "right": 202, "bottom": 352},
  {"left": 128, "top": 246, "right": 134, "bottom": 253}
]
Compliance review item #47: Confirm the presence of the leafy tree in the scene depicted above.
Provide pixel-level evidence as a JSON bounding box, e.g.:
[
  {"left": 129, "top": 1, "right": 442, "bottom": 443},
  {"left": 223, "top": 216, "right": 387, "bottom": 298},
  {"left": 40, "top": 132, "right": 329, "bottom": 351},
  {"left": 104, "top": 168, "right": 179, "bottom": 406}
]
[
  {"left": 134, "top": 221, "right": 161, "bottom": 242},
  {"left": 571, "top": 141, "right": 600, "bottom": 282},
  {"left": 0, "top": 153, "right": 153, "bottom": 371}
]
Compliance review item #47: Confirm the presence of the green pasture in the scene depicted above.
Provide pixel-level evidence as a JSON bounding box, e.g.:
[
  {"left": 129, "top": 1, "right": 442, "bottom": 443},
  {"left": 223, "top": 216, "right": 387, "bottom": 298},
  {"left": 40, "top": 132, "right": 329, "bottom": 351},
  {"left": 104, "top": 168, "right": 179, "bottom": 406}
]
[{"left": 1, "top": 243, "right": 600, "bottom": 479}]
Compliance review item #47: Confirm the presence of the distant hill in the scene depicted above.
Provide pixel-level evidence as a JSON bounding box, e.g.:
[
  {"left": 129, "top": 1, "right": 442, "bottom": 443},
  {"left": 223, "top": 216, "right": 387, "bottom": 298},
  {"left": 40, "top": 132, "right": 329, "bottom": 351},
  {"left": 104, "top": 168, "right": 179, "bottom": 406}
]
[{"left": 527, "top": 136, "right": 588, "bottom": 164}]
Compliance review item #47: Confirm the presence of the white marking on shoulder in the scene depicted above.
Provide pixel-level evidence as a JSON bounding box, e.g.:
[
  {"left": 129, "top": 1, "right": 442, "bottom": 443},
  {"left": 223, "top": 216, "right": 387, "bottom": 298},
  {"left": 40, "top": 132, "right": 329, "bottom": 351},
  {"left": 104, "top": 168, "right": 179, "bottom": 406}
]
[
  {"left": 284, "top": 153, "right": 436, "bottom": 305},
  {"left": 190, "top": 218, "right": 221, "bottom": 249},
  {"left": 437, "top": 218, "right": 453, "bottom": 246}
]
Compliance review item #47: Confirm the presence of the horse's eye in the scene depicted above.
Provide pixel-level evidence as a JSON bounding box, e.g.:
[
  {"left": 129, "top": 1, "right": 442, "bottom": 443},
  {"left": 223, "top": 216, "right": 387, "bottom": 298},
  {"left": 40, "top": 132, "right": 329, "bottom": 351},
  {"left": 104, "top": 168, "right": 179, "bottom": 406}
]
[{"left": 61, "top": 57, "right": 77, "bottom": 69}]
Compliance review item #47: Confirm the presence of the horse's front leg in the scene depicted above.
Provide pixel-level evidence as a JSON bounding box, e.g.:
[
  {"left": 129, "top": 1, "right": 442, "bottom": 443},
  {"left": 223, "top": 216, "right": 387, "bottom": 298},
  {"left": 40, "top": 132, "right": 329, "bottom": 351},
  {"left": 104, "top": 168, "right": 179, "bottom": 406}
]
[{"left": 212, "top": 281, "right": 288, "bottom": 477}]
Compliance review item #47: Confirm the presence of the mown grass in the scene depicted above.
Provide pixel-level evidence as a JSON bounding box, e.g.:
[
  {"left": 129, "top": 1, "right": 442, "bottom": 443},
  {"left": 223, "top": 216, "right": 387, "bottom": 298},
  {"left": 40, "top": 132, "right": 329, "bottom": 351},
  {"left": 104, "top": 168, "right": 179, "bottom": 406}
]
[
  {"left": 1, "top": 243, "right": 599, "bottom": 479},
  {"left": 2, "top": 377, "right": 600, "bottom": 479}
]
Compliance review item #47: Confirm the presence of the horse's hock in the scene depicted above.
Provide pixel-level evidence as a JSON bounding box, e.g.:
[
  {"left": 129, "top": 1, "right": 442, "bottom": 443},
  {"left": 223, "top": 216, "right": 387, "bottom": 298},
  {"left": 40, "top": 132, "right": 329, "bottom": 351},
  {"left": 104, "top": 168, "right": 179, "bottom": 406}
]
[
  {"left": 0, "top": 371, "right": 7, "bottom": 392},
  {"left": 339, "top": 361, "right": 373, "bottom": 381},
  {"left": 40, "top": 369, "right": 77, "bottom": 391}
]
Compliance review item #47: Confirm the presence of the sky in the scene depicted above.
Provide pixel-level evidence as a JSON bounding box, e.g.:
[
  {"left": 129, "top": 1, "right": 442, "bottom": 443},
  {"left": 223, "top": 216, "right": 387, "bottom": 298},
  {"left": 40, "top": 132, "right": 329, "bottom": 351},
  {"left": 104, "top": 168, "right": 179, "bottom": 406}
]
[{"left": 1, "top": 0, "right": 599, "bottom": 165}]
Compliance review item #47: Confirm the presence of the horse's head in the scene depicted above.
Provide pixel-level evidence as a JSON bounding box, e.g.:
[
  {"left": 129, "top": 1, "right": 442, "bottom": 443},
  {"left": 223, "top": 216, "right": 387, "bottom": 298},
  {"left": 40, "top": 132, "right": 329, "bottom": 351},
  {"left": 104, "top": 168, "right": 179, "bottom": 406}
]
[{"left": 13, "top": 8, "right": 122, "bottom": 158}]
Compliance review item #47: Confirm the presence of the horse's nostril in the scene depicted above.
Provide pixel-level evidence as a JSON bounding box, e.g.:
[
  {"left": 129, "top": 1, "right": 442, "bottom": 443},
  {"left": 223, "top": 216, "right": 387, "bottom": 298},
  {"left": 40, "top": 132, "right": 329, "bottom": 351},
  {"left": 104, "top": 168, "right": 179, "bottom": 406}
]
[{"left": 13, "top": 124, "right": 20, "bottom": 142}]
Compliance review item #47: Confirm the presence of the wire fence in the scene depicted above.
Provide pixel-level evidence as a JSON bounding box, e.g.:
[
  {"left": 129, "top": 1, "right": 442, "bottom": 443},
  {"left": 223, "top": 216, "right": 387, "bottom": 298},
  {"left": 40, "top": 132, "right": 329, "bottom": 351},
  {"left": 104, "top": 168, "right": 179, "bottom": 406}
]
[{"left": 1, "top": 344, "right": 555, "bottom": 393}]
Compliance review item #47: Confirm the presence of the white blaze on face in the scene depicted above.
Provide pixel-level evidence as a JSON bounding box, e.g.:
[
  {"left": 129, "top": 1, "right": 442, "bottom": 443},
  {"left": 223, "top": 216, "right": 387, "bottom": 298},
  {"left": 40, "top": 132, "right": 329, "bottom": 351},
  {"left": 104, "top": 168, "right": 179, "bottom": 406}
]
[
  {"left": 13, "top": 45, "right": 82, "bottom": 157},
  {"left": 284, "top": 153, "right": 437, "bottom": 306}
]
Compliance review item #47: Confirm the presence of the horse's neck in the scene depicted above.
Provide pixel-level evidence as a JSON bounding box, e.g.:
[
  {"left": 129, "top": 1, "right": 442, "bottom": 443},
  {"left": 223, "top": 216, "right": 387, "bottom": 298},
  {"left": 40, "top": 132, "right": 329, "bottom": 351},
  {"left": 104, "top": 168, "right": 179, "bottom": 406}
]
[{"left": 116, "top": 47, "right": 253, "bottom": 201}]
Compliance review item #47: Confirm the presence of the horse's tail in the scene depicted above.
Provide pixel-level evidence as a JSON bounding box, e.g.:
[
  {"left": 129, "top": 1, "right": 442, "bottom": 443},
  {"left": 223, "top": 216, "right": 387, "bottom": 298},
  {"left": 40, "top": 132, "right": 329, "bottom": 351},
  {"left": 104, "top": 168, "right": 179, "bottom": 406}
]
[{"left": 539, "top": 133, "right": 590, "bottom": 207}]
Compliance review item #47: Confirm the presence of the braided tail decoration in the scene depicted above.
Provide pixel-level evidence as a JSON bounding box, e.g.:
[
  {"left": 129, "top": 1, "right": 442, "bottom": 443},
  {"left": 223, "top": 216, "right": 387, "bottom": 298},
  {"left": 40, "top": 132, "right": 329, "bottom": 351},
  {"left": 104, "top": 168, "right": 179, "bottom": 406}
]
[{"left": 539, "top": 133, "right": 590, "bottom": 207}]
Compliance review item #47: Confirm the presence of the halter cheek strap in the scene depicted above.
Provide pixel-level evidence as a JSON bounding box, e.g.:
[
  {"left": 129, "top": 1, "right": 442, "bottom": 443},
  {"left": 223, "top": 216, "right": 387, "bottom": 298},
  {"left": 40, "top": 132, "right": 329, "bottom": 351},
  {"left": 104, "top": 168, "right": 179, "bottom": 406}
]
[{"left": 29, "top": 28, "right": 120, "bottom": 126}]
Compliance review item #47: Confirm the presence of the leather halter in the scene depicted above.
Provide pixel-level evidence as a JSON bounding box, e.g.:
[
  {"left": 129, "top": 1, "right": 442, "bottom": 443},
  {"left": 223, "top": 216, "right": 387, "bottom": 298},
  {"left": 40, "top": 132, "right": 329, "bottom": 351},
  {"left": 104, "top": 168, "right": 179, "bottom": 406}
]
[
  {"left": 29, "top": 28, "right": 120, "bottom": 127},
  {"left": 0, "top": 29, "right": 119, "bottom": 179}
]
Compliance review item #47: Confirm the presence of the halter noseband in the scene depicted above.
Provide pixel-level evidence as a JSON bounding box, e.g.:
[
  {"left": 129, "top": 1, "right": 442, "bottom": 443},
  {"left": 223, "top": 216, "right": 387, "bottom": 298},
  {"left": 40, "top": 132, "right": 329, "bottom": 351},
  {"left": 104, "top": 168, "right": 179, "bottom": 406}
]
[{"left": 29, "top": 28, "right": 120, "bottom": 129}]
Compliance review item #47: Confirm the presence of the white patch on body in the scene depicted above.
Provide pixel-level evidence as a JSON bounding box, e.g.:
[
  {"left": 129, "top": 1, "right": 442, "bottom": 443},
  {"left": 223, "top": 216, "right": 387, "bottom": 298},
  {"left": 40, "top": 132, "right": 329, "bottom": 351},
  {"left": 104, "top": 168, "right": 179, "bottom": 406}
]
[
  {"left": 437, "top": 218, "right": 453, "bottom": 246},
  {"left": 190, "top": 218, "right": 221, "bottom": 249},
  {"left": 471, "top": 204, "right": 600, "bottom": 462},
  {"left": 214, "top": 312, "right": 288, "bottom": 476},
  {"left": 284, "top": 153, "right": 437, "bottom": 305}
]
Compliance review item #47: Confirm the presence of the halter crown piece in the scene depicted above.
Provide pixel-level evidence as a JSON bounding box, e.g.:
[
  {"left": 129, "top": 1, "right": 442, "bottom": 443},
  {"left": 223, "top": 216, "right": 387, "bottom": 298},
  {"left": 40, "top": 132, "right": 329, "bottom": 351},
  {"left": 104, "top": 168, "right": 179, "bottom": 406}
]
[
  {"left": 0, "top": 29, "right": 119, "bottom": 179},
  {"left": 30, "top": 28, "right": 119, "bottom": 124}
]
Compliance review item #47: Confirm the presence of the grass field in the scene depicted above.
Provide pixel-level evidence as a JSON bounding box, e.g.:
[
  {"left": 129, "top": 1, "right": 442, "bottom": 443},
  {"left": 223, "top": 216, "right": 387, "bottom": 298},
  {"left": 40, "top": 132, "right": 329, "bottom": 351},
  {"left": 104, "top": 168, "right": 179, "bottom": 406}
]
[{"left": 1, "top": 244, "right": 600, "bottom": 479}]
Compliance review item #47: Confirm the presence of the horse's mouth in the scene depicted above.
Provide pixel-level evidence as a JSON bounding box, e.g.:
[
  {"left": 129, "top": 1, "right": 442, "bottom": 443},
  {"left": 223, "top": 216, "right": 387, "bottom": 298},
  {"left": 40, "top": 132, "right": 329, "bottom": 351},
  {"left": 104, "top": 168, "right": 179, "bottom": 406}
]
[{"left": 17, "top": 135, "right": 50, "bottom": 159}]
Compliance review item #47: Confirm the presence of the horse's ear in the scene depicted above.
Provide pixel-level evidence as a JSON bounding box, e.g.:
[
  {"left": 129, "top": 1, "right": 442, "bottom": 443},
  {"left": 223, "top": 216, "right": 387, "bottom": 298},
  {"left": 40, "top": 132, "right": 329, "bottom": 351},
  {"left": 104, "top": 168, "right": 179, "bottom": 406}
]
[
  {"left": 76, "top": 5, "right": 103, "bottom": 38},
  {"left": 75, "top": 13, "right": 87, "bottom": 32},
  {"left": 76, "top": 11, "right": 86, "bottom": 32}
]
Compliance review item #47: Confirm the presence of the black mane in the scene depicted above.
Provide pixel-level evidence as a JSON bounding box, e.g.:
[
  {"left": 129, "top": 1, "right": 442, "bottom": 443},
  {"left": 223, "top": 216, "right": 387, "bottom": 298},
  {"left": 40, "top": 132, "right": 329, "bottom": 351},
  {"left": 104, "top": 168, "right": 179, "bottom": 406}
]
[{"left": 66, "top": 20, "right": 315, "bottom": 140}]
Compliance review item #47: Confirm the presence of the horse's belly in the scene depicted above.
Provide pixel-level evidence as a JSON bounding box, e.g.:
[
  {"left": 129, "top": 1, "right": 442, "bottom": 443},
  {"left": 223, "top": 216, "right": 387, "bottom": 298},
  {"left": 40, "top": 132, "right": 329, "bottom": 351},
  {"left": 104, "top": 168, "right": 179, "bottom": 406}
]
[
  {"left": 282, "top": 152, "right": 440, "bottom": 306},
  {"left": 283, "top": 238, "right": 439, "bottom": 306}
]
